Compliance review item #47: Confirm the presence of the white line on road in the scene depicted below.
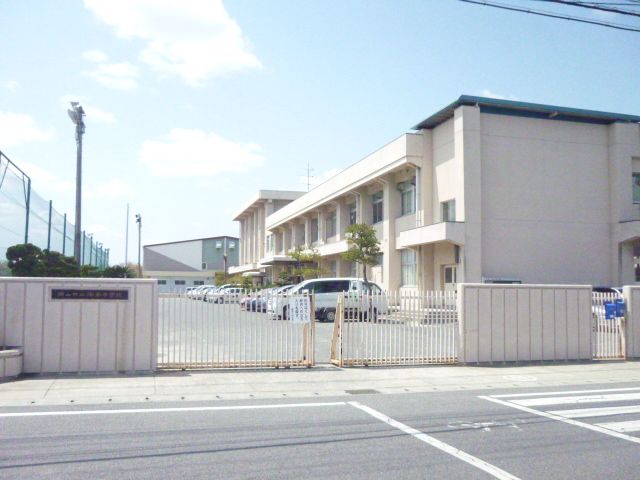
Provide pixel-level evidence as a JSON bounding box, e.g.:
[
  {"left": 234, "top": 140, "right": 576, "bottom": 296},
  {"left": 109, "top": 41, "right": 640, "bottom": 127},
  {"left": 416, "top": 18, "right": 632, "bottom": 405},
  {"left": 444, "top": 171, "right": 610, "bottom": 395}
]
[
  {"left": 511, "top": 392, "right": 640, "bottom": 407},
  {"left": 548, "top": 405, "right": 640, "bottom": 419},
  {"left": 0, "top": 402, "right": 347, "bottom": 418},
  {"left": 348, "top": 401, "right": 520, "bottom": 480},
  {"left": 480, "top": 396, "right": 640, "bottom": 445},
  {"left": 490, "top": 386, "right": 640, "bottom": 399},
  {"left": 595, "top": 420, "right": 640, "bottom": 433}
]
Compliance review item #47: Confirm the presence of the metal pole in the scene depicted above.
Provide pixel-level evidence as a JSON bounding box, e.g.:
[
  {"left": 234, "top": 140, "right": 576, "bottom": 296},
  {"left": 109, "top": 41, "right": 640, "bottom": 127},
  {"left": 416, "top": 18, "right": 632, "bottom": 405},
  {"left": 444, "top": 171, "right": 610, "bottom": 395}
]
[
  {"left": 81, "top": 231, "right": 86, "bottom": 265},
  {"left": 46, "top": 200, "right": 52, "bottom": 251},
  {"left": 62, "top": 213, "right": 67, "bottom": 256},
  {"left": 74, "top": 126, "right": 83, "bottom": 264},
  {"left": 136, "top": 214, "right": 142, "bottom": 277},
  {"left": 125, "top": 203, "right": 129, "bottom": 265},
  {"left": 24, "top": 178, "right": 31, "bottom": 244}
]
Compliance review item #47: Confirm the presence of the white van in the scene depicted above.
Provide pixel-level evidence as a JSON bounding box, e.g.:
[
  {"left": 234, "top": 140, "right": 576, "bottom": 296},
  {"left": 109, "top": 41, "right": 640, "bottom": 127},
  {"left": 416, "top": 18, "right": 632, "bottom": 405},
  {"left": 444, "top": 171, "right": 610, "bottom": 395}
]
[{"left": 268, "top": 277, "right": 386, "bottom": 322}]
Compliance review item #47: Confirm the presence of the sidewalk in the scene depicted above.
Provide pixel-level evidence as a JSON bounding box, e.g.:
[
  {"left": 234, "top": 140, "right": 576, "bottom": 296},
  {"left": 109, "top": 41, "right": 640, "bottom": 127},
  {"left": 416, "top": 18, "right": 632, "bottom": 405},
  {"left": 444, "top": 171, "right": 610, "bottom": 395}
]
[{"left": 1, "top": 361, "right": 639, "bottom": 407}]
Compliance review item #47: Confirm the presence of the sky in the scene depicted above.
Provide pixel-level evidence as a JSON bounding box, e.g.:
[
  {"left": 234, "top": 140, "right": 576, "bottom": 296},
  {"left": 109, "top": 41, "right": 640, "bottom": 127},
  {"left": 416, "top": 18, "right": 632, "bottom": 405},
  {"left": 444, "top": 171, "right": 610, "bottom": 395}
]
[{"left": 1, "top": 0, "right": 639, "bottom": 265}]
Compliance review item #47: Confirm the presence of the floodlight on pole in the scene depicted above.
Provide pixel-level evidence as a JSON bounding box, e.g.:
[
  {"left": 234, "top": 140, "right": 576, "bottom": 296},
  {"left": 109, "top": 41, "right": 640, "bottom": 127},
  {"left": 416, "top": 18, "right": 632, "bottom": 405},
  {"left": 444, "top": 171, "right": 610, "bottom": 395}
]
[
  {"left": 135, "top": 214, "right": 142, "bottom": 278},
  {"left": 67, "top": 102, "right": 86, "bottom": 266}
]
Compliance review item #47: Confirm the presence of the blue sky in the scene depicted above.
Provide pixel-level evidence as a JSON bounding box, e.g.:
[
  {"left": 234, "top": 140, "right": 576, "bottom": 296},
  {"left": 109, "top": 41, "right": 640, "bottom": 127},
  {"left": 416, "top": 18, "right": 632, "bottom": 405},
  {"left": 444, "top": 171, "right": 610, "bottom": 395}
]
[{"left": 1, "top": 0, "right": 639, "bottom": 264}]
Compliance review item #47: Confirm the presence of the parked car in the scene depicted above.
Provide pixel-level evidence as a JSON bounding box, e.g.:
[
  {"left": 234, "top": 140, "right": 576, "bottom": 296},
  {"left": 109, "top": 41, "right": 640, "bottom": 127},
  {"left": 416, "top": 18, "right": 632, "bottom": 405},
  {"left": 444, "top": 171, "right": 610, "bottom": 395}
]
[
  {"left": 267, "top": 278, "right": 386, "bottom": 322},
  {"left": 207, "top": 286, "right": 245, "bottom": 304}
]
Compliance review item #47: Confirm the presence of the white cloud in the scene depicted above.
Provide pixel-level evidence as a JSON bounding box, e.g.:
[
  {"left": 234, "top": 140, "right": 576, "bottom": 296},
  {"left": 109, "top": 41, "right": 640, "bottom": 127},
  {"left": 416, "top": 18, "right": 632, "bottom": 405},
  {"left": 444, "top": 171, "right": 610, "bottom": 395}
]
[
  {"left": 60, "top": 95, "right": 116, "bottom": 124},
  {"left": 2, "top": 80, "right": 19, "bottom": 92},
  {"left": 86, "top": 179, "right": 134, "bottom": 199},
  {"left": 84, "top": 0, "right": 262, "bottom": 87},
  {"left": 84, "top": 62, "right": 139, "bottom": 90},
  {"left": 19, "top": 161, "right": 74, "bottom": 193},
  {"left": 0, "top": 112, "right": 54, "bottom": 148},
  {"left": 299, "top": 167, "right": 343, "bottom": 189},
  {"left": 480, "top": 89, "right": 519, "bottom": 101},
  {"left": 82, "top": 49, "right": 108, "bottom": 63},
  {"left": 139, "top": 128, "right": 264, "bottom": 177}
]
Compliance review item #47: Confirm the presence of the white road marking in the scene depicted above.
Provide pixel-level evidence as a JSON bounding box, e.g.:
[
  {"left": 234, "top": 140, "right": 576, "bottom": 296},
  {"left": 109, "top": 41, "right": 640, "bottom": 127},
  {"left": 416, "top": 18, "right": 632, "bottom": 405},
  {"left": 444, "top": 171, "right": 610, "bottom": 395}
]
[
  {"left": 480, "top": 396, "right": 640, "bottom": 445},
  {"left": 0, "top": 401, "right": 347, "bottom": 418},
  {"left": 596, "top": 420, "right": 640, "bottom": 433},
  {"left": 512, "top": 392, "right": 640, "bottom": 407},
  {"left": 348, "top": 401, "right": 520, "bottom": 480},
  {"left": 548, "top": 405, "right": 640, "bottom": 419},
  {"left": 491, "top": 386, "right": 640, "bottom": 399}
]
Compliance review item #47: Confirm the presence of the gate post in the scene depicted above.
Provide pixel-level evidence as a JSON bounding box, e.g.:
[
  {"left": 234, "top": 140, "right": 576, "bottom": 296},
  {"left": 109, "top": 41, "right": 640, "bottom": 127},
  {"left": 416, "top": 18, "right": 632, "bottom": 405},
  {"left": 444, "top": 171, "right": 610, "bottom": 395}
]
[{"left": 330, "top": 294, "right": 344, "bottom": 366}]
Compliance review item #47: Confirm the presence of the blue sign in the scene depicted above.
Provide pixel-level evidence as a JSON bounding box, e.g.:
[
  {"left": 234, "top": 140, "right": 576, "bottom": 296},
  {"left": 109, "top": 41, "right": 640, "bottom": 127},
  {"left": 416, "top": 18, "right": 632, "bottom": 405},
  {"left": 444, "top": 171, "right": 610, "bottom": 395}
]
[
  {"left": 604, "top": 302, "right": 617, "bottom": 320},
  {"left": 615, "top": 299, "right": 626, "bottom": 317}
]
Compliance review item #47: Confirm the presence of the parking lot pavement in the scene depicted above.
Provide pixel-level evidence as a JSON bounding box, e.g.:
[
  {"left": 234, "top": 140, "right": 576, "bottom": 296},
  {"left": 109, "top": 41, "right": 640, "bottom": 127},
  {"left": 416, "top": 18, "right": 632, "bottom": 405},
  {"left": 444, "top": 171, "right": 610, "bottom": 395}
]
[{"left": 1, "top": 384, "right": 640, "bottom": 479}]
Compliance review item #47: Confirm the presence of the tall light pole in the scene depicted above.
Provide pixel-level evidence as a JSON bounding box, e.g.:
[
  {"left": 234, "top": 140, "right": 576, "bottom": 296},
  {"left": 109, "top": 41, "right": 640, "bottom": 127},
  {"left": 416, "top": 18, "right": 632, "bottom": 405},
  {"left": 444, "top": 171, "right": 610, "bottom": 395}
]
[
  {"left": 135, "top": 214, "right": 142, "bottom": 278},
  {"left": 67, "top": 102, "right": 85, "bottom": 265}
]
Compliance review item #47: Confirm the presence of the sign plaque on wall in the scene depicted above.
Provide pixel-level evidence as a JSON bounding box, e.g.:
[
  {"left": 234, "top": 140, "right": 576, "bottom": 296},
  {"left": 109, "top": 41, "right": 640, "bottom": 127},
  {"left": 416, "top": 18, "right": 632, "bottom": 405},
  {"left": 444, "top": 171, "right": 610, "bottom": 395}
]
[{"left": 51, "top": 289, "right": 129, "bottom": 301}]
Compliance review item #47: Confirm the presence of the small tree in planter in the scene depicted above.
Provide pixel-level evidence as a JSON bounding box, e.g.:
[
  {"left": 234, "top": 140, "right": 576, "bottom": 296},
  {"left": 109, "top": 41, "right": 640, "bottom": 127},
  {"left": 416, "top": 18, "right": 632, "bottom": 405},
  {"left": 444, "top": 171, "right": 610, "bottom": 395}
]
[
  {"left": 290, "top": 246, "right": 324, "bottom": 280},
  {"left": 341, "top": 223, "right": 381, "bottom": 284}
]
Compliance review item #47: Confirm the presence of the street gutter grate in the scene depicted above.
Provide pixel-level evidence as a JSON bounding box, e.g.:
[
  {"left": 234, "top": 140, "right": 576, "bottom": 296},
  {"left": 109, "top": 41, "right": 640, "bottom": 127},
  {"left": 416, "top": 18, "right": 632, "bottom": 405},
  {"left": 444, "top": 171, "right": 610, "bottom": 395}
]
[{"left": 345, "top": 389, "right": 380, "bottom": 395}]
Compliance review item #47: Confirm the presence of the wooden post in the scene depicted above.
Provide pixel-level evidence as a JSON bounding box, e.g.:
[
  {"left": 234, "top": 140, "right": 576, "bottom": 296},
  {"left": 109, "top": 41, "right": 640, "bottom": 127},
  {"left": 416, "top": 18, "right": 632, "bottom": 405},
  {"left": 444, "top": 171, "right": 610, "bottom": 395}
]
[{"left": 330, "top": 294, "right": 343, "bottom": 366}]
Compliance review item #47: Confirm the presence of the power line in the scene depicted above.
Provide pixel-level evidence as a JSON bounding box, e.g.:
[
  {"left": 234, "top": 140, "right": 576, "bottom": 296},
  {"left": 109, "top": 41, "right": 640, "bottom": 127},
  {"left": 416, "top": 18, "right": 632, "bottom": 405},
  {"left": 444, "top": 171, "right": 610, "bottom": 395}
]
[
  {"left": 533, "top": 0, "right": 640, "bottom": 17},
  {"left": 457, "top": 0, "right": 640, "bottom": 32}
]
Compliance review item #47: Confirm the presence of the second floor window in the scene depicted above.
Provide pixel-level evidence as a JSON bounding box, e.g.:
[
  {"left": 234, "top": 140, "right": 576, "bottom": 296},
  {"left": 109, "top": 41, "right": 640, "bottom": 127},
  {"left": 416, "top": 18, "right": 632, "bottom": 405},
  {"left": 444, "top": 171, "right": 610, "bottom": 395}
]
[
  {"left": 311, "top": 218, "right": 319, "bottom": 242},
  {"left": 326, "top": 211, "right": 337, "bottom": 238},
  {"left": 633, "top": 173, "right": 640, "bottom": 204},
  {"left": 372, "top": 191, "right": 383, "bottom": 223},
  {"left": 348, "top": 203, "right": 357, "bottom": 225},
  {"left": 441, "top": 199, "right": 456, "bottom": 222},
  {"left": 399, "top": 179, "right": 416, "bottom": 215}
]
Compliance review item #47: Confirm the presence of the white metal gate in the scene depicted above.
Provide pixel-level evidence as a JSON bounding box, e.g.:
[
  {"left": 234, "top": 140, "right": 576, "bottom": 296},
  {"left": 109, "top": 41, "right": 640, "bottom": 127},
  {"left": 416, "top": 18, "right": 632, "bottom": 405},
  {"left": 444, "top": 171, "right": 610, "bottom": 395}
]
[
  {"left": 158, "top": 289, "right": 315, "bottom": 369},
  {"left": 330, "top": 290, "right": 458, "bottom": 366},
  {"left": 592, "top": 292, "right": 625, "bottom": 360}
]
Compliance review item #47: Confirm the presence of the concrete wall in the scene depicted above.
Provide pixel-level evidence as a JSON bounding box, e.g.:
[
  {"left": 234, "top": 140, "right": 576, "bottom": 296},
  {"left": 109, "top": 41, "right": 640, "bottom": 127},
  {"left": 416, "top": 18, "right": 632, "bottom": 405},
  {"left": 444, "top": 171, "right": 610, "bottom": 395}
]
[
  {"left": 0, "top": 278, "right": 158, "bottom": 373},
  {"left": 623, "top": 286, "right": 640, "bottom": 358},
  {"left": 458, "top": 284, "right": 592, "bottom": 363}
]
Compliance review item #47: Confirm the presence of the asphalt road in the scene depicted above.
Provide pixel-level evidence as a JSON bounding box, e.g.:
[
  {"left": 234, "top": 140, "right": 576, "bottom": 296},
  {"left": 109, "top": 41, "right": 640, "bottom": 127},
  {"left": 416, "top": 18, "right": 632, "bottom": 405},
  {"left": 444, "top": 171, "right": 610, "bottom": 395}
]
[{"left": 2, "top": 382, "right": 639, "bottom": 479}]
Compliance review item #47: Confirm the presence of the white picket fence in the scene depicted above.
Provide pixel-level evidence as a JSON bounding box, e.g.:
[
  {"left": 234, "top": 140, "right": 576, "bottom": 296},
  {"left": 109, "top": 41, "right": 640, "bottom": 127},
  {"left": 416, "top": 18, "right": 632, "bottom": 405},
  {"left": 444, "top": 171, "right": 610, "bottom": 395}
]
[
  {"left": 330, "top": 290, "right": 458, "bottom": 366},
  {"left": 158, "top": 289, "right": 315, "bottom": 369},
  {"left": 592, "top": 292, "right": 626, "bottom": 360}
]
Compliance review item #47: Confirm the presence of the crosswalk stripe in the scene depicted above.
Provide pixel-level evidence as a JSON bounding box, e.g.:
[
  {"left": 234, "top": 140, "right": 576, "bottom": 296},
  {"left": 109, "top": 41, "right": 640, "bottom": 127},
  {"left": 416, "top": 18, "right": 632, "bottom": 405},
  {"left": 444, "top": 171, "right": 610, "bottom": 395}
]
[
  {"left": 596, "top": 420, "right": 640, "bottom": 433},
  {"left": 512, "top": 392, "right": 640, "bottom": 407},
  {"left": 548, "top": 405, "right": 640, "bottom": 419},
  {"left": 491, "top": 387, "right": 640, "bottom": 399},
  {"left": 480, "top": 396, "right": 640, "bottom": 445}
]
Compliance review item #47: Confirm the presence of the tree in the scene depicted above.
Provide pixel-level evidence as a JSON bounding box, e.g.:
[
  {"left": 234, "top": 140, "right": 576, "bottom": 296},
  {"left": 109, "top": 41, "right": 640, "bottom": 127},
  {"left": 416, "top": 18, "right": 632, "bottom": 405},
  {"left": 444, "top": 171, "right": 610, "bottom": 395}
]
[
  {"left": 41, "top": 250, "right": 80, "bottom": 277},
  {"left": 290, "top": 246, "right": 324, "bottom": 280},
  {"left": 102, "top": 265, "right": 135, "bottom": 278},
  {"left": 341, "top": 223, "right": 381, "bottom": 284},
  {"left": 6, "top": 243, "right": 44, "bottom": 277}
]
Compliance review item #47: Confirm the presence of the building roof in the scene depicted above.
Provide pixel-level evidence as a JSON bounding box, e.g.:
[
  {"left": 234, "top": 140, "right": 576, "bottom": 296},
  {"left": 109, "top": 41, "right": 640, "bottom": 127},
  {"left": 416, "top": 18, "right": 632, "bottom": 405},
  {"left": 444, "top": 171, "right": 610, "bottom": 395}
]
[
  {"left": 412, "top": 95, "right": 640, "bottom": 130},
  {"left": 144, "top": 235, "right": 238, "bottom": 248},
  {"left": 232, "top": 189, "right": 306, "bottom": 221}
]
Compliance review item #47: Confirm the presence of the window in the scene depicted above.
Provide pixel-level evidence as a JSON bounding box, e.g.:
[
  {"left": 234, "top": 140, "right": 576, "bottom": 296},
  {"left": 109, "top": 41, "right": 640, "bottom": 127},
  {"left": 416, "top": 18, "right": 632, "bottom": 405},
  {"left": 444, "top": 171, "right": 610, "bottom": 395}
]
[
  {"left": 330, "top": 260, "right": 337, "bottom": 277},
  {"left": 157, "top": 280, "right": 167, "bottom": 285},
  {"left": 348, "top": 203, "right": 357, "bottom": 225},
  {"left": 326, "top": 211, "right": 337, "bottom": 238},
  {"left": 401, "top": 249, "right": 417, "bottom": 286},
  {"left": 229, "top": 242, "right": 235, "bottom": 249},
  {"left": 633, "top": 173, "right": 640, "bottom": 204},
  {"left": 441, "top": 199, "right": 456, "bottom": 222},
  {"left": 399, "top": 179, "right": 416, "bottom": 215},
  {"left": 372, "top": 191, "right": 383, "bottom": 223},
  {"left": 202, "top": 262, "right": 207, "bottom": 270},
  {"left": 314, "top": 280, "right": 350, "bottom": 293},
  {"left": 194, "top": 280, "right": 204, "bottom": 286},
  {"left": 175, "top": 280, "right": 186, "bottom": 285},
  {"left": 311, "top": 218, "right": 319, "bottom": 242}
]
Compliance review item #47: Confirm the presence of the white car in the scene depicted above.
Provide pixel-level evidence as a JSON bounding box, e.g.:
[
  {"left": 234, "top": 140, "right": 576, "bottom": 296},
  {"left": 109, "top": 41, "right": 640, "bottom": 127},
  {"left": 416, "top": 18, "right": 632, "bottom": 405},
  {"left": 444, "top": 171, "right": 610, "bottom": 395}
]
[
  {"left": 207, "top": 286, "right": 245, "bottom": 304},
  {"left": 267, "top": 278, "right": 387, "bottom": 322}
]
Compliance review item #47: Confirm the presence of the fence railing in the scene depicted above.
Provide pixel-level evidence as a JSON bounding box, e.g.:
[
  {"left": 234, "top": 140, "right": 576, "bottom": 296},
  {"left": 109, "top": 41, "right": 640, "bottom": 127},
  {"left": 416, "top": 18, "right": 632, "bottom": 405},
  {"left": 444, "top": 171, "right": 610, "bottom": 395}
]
[
  {"left": 330, "top": 290, "right": 458, "bottom": 367},
  {"left": 158, "top": 288, "right": 315, "bottom": 369},
  {"left": 0, "top": 150, "right": 108, "bottom": 266},
  {"left": 592, "top": 291, "right": 625, "bottom": 360}
]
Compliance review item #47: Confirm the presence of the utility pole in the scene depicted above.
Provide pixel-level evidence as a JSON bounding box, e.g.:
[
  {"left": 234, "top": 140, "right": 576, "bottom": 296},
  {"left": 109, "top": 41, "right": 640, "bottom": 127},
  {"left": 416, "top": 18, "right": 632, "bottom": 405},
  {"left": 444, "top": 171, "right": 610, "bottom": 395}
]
[
  {"left": 135, "top": 214, "right": 142, "bottom": 278},
  {"left": 306, "top": 161, "right": 314, "bottom": 192},
  {"left": 125, "top": 203, "right": 130, "bottom": 265},
  {"left": 67, "top": 102, "right": 85, "bottom": 265}
]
